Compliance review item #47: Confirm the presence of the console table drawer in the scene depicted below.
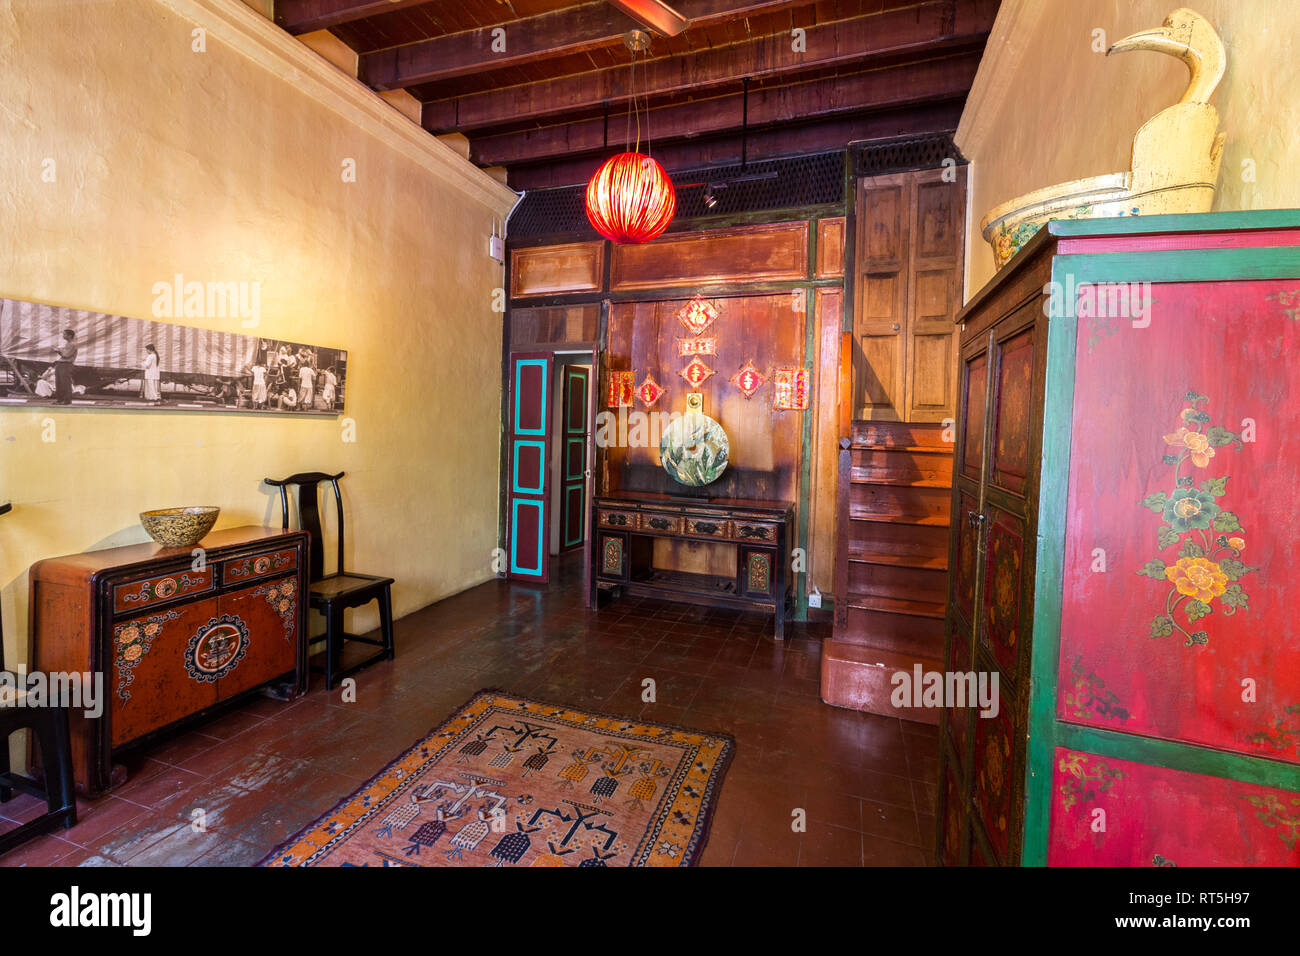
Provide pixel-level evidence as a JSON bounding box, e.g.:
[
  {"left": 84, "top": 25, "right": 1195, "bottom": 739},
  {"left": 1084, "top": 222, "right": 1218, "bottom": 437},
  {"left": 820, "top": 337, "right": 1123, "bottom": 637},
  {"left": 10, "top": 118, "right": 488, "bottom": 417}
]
[
  {"left": 220, "top": 548, "right": 297, "bottom": 585},
  {"left": 731, "top": 520, "right": 780, "bottom": 543},
  {"left": 683, "top": 516, "right": 730, "bottom": 539},
  {"left": 113, "top": 568, "right": 214, "bottom": 615},
  {"left": 597, "top": 508, "right": 637, "bottom": 530},
  {"left": 638, "top": 512, "right": 682, "bottom": 534}
]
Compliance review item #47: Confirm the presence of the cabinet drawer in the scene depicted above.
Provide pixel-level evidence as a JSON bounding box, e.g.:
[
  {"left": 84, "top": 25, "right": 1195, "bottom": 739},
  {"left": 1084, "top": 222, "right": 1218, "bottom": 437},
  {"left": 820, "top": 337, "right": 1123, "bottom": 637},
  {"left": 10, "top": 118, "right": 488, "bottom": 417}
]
[
  {"left": 683, "top": 515, "right": 729, "bottom": 539},
  {"left": 731, "top": 520, "right": 780, "bottom": 543},
  {"left": 596, "top": 509, "right": 636, "bottom": 530},
  {"left": 638, "top": 511, "right": 681, "bottom": 534},
  {"left": 114, "top": 568, "right": 214, "bottom": 615},
  {"left": 220, "top": 548, "right": 297, "bottom": 586}
]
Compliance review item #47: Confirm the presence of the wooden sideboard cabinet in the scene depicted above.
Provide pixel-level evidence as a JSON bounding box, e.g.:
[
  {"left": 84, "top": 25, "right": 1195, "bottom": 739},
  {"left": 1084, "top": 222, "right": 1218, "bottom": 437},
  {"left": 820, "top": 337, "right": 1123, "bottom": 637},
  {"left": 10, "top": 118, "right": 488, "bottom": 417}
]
[
  {"left": 589, "top": 493, "right": 793, "bottom": 639},
  {"left": 30, "top": 526, "right": 309, "bottom": 793},
  {"left": 939, "top": 211, "right": 1300, "bottom": 867}
]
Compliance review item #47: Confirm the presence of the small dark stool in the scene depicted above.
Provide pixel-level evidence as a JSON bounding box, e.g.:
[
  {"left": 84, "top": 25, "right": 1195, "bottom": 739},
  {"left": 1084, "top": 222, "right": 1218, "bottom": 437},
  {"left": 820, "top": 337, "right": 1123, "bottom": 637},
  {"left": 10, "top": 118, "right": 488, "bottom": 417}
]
[
  {"left": 263, "top": 473, "right": 395, "bottom": 690},
  {"left": 0, "top": 502, "right": 77, "bottom": 855}
]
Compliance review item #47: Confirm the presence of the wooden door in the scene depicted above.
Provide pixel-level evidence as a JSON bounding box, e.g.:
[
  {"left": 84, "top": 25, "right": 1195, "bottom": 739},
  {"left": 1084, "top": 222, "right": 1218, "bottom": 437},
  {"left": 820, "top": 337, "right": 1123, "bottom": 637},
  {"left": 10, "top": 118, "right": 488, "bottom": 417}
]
[
  {"left": 854, "top": 173, "right": 909, "bottom": 420},
  {"left": 853, "top": 166, "right": 966, "bottom": 422},
  {"left": 558, "top": 365, "right": 589, "bottom": 552},
  {"left": 507, "top": 352, "right": 553, "bottom": 582}
]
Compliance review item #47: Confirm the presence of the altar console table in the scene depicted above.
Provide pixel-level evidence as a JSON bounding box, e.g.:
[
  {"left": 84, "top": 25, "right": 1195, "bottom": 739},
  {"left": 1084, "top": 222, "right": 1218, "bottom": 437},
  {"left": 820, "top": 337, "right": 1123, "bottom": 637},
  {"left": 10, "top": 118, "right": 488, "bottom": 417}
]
[
  {"left": 589, "top": 493, "right": 793, "bottom": 639},
  {"left": 30, "top": 526, "right": 309, "bottom": 794}
]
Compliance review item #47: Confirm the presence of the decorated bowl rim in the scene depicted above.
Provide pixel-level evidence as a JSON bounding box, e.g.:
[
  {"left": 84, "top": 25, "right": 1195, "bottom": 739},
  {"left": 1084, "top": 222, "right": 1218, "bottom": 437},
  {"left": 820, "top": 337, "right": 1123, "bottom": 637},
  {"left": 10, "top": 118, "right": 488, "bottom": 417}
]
[{"left": 140, "top": 506, "right": 222, "bottom": 519}]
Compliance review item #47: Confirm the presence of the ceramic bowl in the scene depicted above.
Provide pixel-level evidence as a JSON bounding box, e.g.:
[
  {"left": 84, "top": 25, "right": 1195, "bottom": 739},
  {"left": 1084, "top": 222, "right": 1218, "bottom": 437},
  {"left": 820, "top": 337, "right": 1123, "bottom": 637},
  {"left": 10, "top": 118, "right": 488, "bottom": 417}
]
[{"left": 139, "top": 506, "right": 220, "bottom": 548}]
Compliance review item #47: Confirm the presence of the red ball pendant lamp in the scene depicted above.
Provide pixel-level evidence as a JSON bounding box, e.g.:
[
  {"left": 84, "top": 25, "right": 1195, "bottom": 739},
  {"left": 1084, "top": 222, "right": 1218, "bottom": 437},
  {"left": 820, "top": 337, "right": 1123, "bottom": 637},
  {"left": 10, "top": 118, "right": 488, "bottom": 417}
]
[
  {"left": 585, "top": 152, "right": 676, "bottom": 244},
  {"left": 585, "top": 29, "right": 676, "bottom": 244}
]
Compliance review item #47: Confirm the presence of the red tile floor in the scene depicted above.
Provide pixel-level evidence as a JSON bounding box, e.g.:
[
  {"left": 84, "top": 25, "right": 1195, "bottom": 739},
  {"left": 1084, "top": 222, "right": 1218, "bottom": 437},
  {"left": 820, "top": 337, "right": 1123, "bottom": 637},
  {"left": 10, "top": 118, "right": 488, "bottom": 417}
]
[{"left": 0, "top": 554, "right": 938, "bottom": 866}]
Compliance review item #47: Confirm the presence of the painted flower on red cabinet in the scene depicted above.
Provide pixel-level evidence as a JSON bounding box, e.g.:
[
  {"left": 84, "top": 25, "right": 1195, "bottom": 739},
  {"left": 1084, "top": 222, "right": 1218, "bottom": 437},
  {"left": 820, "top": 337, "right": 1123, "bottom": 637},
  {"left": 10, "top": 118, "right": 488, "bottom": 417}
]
[
  {"left": 1136, "top": 392, "right": 1255, "bottom": 648},
  {"left": 1164, "top": 556, "right": 1229, "bottom": 603},
  {"left": 1164, "top": 426, "right": 1216, "bottom": 467}
]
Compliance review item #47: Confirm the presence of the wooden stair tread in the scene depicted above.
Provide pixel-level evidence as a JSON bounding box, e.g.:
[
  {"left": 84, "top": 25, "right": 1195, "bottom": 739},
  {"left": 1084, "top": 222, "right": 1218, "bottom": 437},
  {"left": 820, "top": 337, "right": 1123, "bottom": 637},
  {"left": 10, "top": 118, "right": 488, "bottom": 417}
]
[
  {"left": 848, "top": 508, "right": 950, "bottom": 527},
  {"left": 849, "top": 475, "right": 953, "bottom": 489},
  {"left": 844, "top": 592, "right": 946, "bottom": 619},
  {"left": 850, "top": 443, "right": 954, "bottom": 454},
  {"left": 847, "top": 548, "right": 948, "bottom": 571}
]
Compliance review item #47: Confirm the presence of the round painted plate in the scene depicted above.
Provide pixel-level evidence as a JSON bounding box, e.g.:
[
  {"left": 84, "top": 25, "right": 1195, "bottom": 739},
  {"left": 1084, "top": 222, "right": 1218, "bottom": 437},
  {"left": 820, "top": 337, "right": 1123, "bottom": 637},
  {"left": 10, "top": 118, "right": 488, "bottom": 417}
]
[{"left": 660, "top": 412, "right": 729, "bottom": 486}]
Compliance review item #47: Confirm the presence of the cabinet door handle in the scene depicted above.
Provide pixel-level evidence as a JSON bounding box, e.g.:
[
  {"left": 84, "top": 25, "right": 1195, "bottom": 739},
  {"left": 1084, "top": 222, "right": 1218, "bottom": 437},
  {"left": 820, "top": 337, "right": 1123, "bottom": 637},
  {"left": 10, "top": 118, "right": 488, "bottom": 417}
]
[
  {"left": 967, "top": 511, "right": 986, "bottom": 529},
  {"left": 891, "top": 323, "right": 901, "bottom": 331}
]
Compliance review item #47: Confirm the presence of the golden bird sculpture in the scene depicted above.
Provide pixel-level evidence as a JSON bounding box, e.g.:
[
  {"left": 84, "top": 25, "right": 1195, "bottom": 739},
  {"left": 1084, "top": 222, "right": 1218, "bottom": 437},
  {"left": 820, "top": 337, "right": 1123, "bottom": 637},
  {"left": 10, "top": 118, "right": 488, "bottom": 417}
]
[{"left": 982, "top": 8, "right": 1227, "bottom": 269}]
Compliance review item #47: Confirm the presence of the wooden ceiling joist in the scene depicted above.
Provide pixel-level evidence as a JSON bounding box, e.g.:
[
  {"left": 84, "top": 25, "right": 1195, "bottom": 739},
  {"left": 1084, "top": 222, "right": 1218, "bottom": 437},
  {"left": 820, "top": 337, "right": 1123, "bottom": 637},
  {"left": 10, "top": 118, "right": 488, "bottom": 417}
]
[
  {"left": 421, "top": 0, "right": 995, "bottom": 134},
  {"left": 469, "top": 51, "right": 981, "bottom": 166},
  {"left": 358, "top": 0, "right": 819, "bottom": 90}
]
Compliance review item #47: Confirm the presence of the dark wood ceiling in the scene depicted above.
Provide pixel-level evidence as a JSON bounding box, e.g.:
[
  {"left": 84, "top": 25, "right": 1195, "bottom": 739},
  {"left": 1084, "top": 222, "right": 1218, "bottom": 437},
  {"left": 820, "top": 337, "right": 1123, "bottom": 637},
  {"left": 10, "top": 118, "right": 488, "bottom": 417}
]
[{"left": 274, "top": 0, "right": 999, "bottom": 188}]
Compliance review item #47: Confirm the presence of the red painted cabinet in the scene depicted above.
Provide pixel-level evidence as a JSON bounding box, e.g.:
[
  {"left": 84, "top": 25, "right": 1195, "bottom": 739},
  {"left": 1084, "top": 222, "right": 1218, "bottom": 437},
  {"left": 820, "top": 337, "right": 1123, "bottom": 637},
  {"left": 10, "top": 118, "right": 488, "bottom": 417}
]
[
  {"left": 938, "top": 212, "right": 1300, "bottom": 865},
  {"left": 31, "top": 526, "right": 309, "bottom": 793}
]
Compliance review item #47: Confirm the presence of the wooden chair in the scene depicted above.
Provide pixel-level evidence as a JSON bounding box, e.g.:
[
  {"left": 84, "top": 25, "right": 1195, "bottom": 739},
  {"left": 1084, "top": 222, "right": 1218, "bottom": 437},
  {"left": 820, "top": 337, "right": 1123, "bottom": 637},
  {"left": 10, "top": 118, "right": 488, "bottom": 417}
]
[
  {"left": 0, "top": 502, "right": 77, "bottom": 855},
  {"left": 263, "top": 473, "right": 395, "bottom": 690}
]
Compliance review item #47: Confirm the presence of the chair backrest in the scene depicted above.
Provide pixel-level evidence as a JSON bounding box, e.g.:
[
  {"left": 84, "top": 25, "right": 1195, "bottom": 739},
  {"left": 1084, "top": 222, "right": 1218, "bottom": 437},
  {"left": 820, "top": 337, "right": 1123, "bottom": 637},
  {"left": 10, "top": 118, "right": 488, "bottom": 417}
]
[{"left": 263, "top": 473, "right": 345, "bottom": 582}]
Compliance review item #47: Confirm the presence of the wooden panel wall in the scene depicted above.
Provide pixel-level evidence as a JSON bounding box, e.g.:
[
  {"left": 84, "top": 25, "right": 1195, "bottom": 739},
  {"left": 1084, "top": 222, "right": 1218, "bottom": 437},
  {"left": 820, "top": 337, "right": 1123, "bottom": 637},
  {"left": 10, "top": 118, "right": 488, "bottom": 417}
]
[
  {"left": 609, "top": 221, "right": 809, "bottom": 290},
  {"left": 510, "top": 241, "right": 604, "bottom": 297},
  {"left": 510, "top": 304, "right": 599, "bottom": 350},
  {"left": 602, "top": 293, "right": 805, "bottom": 504}
]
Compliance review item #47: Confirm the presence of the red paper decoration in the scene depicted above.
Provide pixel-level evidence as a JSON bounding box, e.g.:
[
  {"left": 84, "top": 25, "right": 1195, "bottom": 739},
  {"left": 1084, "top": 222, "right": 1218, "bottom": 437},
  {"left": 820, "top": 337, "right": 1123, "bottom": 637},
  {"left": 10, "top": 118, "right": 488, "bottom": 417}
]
[
  {"left": 679, "top": 356, "right": 715, "bottom": 388},
  {"left": 676, "top": 336, "right": 717, "bottom": 357},
  {"left": 773, "top": 368, "right": 809, "bottom": 410},
  {"left": 636, "top": 374, "right": 664, "bottom": 408},
  {"left": 676, "top": 295, "right": 719, "bottom": 336},
  {"left": 731, "top": 361, "right": 765, "bottom": 398},
  {"left": 608, "top": 370, "right": 634, "bottom": 408},
  {"left": 584, "top": 152, "right": 676, "bottom": 244}
]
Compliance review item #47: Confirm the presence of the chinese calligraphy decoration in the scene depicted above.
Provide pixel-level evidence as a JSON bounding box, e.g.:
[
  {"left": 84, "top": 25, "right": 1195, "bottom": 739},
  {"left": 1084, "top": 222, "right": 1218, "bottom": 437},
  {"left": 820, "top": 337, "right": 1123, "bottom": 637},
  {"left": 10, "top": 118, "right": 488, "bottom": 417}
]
[
  {"left": 676, "top": 337, "right": 717, "bottom": 357},
  {"left": 636, "top": 374, "right": 665, "bottom": 408},
  {"left": 676, "top": 295, "right": 719, "bottom": 336},
  {"left": 772, "top": 368, "right": 809, "bottom": 410},
  {"left": 607, "top": 370, "right": 634, "bottom": 408},
  {"left": 731, "top": 361, "right": 765, "bottom": 399},
  {"left": 679, "top": 356, "right": 715, "bottom": 389}
]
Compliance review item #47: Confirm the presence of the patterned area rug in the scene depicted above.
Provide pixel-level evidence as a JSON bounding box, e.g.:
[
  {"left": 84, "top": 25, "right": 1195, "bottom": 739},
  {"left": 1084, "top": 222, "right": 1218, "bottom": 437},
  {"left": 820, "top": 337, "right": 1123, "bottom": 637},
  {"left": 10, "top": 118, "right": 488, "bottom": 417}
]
[{"left": 260, "top": 691, "right": 734, "bottom": 867}]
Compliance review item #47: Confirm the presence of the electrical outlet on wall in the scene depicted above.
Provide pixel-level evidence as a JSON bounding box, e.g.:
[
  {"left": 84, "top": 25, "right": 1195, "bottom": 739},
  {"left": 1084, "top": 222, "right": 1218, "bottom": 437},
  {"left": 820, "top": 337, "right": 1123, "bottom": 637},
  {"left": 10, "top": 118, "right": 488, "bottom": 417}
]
[{"left": 807, "top": 587, "right": 822, "bottom": 609}]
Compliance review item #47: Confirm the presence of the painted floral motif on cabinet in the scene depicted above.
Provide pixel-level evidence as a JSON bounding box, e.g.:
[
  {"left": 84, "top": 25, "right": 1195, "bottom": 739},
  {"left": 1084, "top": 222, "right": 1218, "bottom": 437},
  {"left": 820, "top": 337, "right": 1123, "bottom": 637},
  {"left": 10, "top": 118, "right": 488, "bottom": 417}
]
[
  {"left": 972, "top": 702, "right": 1015, "bottom": 862},
  {"left": 113, "top": 609, "right": 181, "bottom": 702},
  {"left": 254, "top": 576, "right": 298, "bottom": 640},
  {"left": 944, "top": 620, "right": 972, "bottom": 773},
  {"left": 941, "top": 759, "right": 966, "bottom": 866},
  {"left": 1057, "top": 280, "right": 1299, "bottom": 763},
  {"left": 1134, "top": 392, "right": 1253, "bottom": 647},
  {"left": 990, "top": 326, "right": 1034, "bottom": 495},
  {"left": 1049, "top": 748, "right": 1300, "bottom": 866},
  {"left": 953, "top": 491, "right": 979, "bottom": 621},
  {"left": 981, "top": 507, "right": 1024, "bottom": 679}
]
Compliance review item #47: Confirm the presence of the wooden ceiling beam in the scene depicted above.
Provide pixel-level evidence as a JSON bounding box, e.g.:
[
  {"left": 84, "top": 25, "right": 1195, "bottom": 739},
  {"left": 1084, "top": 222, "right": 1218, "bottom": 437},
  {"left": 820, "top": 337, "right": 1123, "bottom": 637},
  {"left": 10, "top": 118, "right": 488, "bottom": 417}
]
[
  {"left": 505, "top": 101, "right": 967, "bottom": 190},
  {"left": 469, "top": 51, "right": 981, "bottom": 167},
  {"left": 357, "top": 0, "right": 869, "bottom": 90},
  {"left": 422, "top": 0, "right": 997, "bottom": 134},
  {"left": 274, "top": 0, "right": 436, "bottom": 35}
]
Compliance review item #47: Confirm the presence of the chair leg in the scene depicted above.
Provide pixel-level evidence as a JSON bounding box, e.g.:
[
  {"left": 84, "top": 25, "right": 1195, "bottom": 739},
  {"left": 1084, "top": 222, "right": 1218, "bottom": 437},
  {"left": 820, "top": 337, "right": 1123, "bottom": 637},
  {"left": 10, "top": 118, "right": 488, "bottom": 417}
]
[
  {"left": 0, "top": 729, "right": 12, "bottom": 803},
  {"left": 325, "top": 604, "right": 346, "bottom": 690},
  {"left": 378, "top": 586, "right": 395, "bottom": 662},
  {"left": 33, "top": 710, "right": 76, "bottom": 828}
]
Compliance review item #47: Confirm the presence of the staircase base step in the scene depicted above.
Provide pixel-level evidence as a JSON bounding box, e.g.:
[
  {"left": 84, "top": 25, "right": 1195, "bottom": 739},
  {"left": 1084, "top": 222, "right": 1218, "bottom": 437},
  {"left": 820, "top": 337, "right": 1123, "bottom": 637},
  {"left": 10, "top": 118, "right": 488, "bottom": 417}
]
[{"left": 820, "top": 640, "right": 941, "bottom": 725}]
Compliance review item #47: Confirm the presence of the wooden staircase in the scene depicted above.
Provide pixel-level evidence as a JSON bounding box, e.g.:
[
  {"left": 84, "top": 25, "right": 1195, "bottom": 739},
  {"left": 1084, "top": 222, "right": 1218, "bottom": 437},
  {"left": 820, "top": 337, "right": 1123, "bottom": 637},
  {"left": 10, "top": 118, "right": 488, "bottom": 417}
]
[{"left": 822, "top": 420, "right": 953, "bottom": 724}]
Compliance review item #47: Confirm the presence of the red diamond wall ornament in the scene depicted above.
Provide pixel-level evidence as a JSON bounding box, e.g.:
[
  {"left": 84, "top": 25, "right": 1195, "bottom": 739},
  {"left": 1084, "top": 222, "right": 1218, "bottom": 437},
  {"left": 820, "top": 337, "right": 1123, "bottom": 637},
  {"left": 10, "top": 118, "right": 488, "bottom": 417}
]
[
  {"left": 676, "top": 295, "right": 719, "bottom": 336},
  {"left": 679, "top": 356, "right": 715, "bottom": 388},
  {"left": 730, "top": 361, "right": 765, "bottom": 398},
  {"left": 636, "top": 374, "right": 664, "bottom": 408}
]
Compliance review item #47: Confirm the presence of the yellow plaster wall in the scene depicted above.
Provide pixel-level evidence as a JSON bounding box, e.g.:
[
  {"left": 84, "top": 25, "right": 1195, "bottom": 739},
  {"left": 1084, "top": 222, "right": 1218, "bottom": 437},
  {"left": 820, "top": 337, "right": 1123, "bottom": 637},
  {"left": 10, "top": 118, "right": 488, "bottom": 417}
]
[
  {"left": 958, "top": 0, "right": 1300, "bottom": 294},
  {"left": 0, "top": 0, "right": 517, "bottom": 663}
]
